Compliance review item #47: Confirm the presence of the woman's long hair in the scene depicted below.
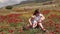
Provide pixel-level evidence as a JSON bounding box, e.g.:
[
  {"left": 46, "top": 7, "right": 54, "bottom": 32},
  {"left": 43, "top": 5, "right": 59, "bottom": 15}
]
[{"left": 33, "top": 9, "right": 40, "bottom": 15}]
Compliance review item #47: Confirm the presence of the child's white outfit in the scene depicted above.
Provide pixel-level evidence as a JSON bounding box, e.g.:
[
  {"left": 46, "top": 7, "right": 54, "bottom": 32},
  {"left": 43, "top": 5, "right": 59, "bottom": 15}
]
[
  {"left": 31, "top": 14, "right": 43, "bottom": 23},
  {"left": 31, "top": 14, "right": 44, "bottom": 29}
]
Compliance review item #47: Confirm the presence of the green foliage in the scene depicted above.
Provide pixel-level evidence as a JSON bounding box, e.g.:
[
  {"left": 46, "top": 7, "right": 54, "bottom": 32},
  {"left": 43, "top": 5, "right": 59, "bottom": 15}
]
[
  {"left": 16, "top": 22, "right": 24, "bottom": 27},
  {"left": 5, "top": 6, "right": 13, "bottom": 10},
  {"left": 9, "top": 23, "right": 15, "bottom": 27}
]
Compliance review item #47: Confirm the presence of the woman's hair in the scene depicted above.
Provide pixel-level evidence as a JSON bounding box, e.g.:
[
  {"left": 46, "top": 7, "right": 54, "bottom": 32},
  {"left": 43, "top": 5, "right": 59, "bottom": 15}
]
[{"left": 33, "top": 9, "right": 40, "bottom": 15}]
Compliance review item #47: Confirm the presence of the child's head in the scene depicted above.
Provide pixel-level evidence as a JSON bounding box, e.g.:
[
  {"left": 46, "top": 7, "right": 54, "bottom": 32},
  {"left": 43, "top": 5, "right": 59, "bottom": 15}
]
[{"left": 33, "top": 9, "right": 40, "bottom": 16}]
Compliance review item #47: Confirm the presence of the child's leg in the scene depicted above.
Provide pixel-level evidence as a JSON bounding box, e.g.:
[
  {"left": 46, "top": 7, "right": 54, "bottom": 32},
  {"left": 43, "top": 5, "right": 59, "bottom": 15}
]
[
  {"left": 32, "top": 23, "right": 37, "bottom": 29},
  {"left": 38, "top": 23, "right": 46, "bottom": 31},
  {"left": 32, "top": 21, "right": 37, "bottom": 29}
]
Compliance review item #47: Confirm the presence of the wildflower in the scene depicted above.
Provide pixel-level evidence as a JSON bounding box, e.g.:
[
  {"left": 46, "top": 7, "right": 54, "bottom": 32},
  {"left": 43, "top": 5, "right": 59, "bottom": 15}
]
[
  {"left": 54, "top": 24, "right": 59, "bottom": 28},
  {"left": 8, "top": 30, "right": 13, "bottom": 33},
  {"left": 1, "top": 32, "right": 4, "bottom": 34}
]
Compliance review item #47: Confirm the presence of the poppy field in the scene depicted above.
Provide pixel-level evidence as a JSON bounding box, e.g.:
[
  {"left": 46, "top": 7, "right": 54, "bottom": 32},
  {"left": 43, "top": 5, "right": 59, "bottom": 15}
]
[{"left": 0, "top": 9, "right": 60, "bottom": 34}]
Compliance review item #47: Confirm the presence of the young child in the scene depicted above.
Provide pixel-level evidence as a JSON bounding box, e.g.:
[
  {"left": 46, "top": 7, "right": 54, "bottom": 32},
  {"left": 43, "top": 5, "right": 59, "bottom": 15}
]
[{"left": 29, "top": 9, "right": 46, "bottom": 32}]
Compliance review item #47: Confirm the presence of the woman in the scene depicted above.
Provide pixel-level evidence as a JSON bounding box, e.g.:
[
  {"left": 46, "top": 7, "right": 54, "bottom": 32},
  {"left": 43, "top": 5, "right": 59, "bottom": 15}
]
[{"left": 29, "top": 9, "right": 46, "bottom": 32}]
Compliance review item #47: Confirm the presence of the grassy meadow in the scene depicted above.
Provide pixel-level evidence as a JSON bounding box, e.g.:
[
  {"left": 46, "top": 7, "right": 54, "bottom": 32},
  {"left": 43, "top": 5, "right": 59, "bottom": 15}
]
[{"left": 0, "top": 4, "right": 60, "bottom": 34}]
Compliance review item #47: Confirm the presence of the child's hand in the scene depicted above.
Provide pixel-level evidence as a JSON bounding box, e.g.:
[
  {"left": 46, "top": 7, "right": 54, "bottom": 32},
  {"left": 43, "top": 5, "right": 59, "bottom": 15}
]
[
  {"left": 30, "top": 23, "right": 32, "bottom": 26},
  {"left": 37, "top": 19, "right": 42, "bottom": 23}
]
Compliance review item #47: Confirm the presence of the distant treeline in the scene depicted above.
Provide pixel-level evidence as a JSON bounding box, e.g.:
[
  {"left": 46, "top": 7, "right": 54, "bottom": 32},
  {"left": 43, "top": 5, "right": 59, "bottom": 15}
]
[{"left": 20, "top": 0, "right": 53, "bottom": 4}]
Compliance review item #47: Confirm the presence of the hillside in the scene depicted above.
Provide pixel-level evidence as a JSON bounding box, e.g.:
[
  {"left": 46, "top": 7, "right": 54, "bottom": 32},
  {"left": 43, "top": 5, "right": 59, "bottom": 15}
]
[
  {"left": 0, "top": 0, "right": 60, "bottom": 34},
  {"left": 19, "top": 0, "right": 53, "bottom": 5}
]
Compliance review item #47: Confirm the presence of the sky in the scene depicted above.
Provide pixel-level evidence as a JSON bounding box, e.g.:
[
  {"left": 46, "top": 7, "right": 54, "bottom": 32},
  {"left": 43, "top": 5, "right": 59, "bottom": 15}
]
[{"left": 0, "top": 0, "right": 27, "bottom": 8}]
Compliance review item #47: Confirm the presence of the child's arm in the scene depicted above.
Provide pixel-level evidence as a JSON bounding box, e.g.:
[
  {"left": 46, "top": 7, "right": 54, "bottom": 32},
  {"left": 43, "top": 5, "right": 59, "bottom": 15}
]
[
  {"left": 29, "top": 16, "right": 35, "bottom": 25},
  {"left": 40, "top": 14, "right": 45, "bottom": 21},
  {"left": 29, "top": 18, "right": 32, "bottom": 25},
  {"left": 38, "top": 14, "right": 45, "bottom": 23}
]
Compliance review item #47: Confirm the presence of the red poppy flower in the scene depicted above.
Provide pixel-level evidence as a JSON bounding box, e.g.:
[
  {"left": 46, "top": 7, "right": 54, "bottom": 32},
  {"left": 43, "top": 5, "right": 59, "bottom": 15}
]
[
  {"left": 1, "top": 32, "right": 4, "bottom": 34},
  {"left": 50, "top": 14, "right": 57, "bottom": 18},
  {"left": 0, "top": 15, "right": 6, "bottom": 19},
  {"left": 48, "top": 14, "right": 57, "bottom": 19},
  {"left": 8, "top": 19, "right": 13, "bottom": 23},
  {"left": 48, "top": 16, "right": 52, "bottom": 19},
  {"left": 54, "top": 24, "right": 59, "bottom": 28},
  {"left": 7, "top": 14, "right": 21, "bottom": 18},
  {"left": 42, "top": 10, "right": 50, "bottom": 14},
  {"left": 18, "top": 29, "right": 23, "bottom": 33},
  {"left": 18, "top": 19, "right": 23, "bottom": 22},
  {"left": 55, "top": 29, "right": 60, "bottom": 32},
  {"left": 48, "top": 20, "right": 54, "bottom": 26},
  {"left": 8, "top": 30, "right": 13, "bottom": 33},
  {"left": 14, "top": 19, "right": 22, "bottom": 23},
  {"left": 51, "top": 31, "right": 55, "bottom": 34},
  {"left": 0, "top": 19, "right": 4, "bottom": 22},
  {"left": 45, "top": 23, "right": 49, "bottom": 27},
  {"left": 0, "top": 15, "right": 6, "bottom": 22}
]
